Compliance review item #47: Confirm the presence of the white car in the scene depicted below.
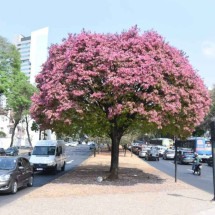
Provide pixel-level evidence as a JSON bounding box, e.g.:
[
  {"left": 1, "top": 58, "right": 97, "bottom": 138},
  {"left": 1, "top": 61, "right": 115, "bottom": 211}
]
[
  {"left": 154, "top": 146, "right": 167, "bottom": 157},
  {"left": 65, "top": 141, "right": 78, "bottom": 147},
  {"left": 139, "top": 147, "right": 151, "bottom": 158}
]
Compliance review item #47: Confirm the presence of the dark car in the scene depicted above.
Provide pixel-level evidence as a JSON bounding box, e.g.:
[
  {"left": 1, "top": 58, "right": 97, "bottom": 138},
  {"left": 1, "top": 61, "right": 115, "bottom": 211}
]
[
  {"left": 207, "top": 156, "right": 213, "bottom": 166},
  {"left": 145, "top": 147, "right": 159, "bottom": 161},
  {"left": 0, "top": 148, "right": 6, "bottom": 156},
  {"left": 0, "top": 156, "right": 33, "bottom": 194},
  {"left": 5, "top": 147, "right": 19, "bottom": 156},
  {"left": 176, "top": 150, "right": 194, "bottom": 164}
]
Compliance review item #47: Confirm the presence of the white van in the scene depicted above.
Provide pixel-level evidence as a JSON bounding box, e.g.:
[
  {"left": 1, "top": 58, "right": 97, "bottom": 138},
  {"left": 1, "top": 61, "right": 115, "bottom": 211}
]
[{"left": 29, "top": 140, "right": 66, "bottom": 173}]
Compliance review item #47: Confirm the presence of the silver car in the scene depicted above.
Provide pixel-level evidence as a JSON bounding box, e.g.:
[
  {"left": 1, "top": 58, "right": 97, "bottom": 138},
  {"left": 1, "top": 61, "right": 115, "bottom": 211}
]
[
  {"left": 139, "top": 147, "right": 151, "bottom": 158},
  {"left": 163, "top": 149, "right": 175, "bottom": 160}
]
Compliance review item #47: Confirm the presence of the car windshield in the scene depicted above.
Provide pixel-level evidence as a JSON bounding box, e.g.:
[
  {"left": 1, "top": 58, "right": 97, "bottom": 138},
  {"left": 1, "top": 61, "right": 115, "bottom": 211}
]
[
  {"left": 32, "top": 146, "right": 56, "bottom": 155},
  {"left": 0, "top": 158, "right": 16, "bottom": 170}
]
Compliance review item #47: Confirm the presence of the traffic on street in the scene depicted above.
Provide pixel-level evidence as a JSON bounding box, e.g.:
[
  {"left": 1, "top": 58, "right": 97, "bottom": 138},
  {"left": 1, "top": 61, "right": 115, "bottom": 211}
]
[
  {"left": 142, "top": 156, "right": 213, "bottom": 194},
  {"left": 0, "top": 144, "right": 92, "bottom": 206}
]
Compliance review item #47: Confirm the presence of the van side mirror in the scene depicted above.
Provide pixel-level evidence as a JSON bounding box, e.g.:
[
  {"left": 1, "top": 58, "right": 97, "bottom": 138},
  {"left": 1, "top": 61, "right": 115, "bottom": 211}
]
[{"left": 28, "top": 152, "right": 31, "bottom": 156}]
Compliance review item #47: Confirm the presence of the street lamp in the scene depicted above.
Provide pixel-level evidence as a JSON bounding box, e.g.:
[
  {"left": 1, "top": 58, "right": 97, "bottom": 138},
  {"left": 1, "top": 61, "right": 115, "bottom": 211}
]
[{"left": 210, "top": 119, "right": 215, "bottom": 201}]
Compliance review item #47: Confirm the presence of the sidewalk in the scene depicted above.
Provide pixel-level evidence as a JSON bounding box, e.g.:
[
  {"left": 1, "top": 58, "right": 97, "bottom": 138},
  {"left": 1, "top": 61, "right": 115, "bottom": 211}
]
[{"left": 1, "top": 149, "right": 215, "bottom": 215}]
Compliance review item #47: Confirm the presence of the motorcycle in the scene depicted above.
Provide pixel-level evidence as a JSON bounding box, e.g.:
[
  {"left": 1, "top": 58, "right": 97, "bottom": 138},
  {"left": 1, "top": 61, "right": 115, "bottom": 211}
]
[{"left": 193, "top": 164, "right": 202, "bottom": 176}]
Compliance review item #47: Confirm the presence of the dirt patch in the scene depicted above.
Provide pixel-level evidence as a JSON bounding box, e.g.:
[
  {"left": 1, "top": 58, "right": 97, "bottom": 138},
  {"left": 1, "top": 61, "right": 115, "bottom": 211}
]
[{"left": 24, "top": 150, "right": 192, "bottom": 198}]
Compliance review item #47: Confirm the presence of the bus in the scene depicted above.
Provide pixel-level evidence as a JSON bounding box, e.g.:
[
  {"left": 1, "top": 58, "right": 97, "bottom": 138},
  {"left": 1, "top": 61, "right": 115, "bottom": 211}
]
[
  {"left": 149, "top": 138, "right": 174, "bottom": 148},
  {"left": 175, "top": 137, "right": 211, "bottom": 162}
]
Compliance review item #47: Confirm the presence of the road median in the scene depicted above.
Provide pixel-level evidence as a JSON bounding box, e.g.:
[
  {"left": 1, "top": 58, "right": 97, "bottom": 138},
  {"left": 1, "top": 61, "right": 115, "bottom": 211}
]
[{"left": 1, "top": 149, "right": 215, "bottom": 215}]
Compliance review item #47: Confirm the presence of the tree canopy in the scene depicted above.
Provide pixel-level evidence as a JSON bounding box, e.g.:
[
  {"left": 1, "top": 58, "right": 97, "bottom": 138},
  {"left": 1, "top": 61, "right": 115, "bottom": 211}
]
[
  {"left": 31, "top": 27, "right": 211, "bottom": 178},
  {"left": 0, "top": 36, "right": 20, "bottom": 94}
]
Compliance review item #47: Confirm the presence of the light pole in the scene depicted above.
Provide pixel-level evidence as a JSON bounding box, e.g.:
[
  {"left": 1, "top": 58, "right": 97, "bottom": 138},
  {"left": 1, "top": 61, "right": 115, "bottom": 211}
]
[
  {"left": 174, "top": 143, "right": 178, "bottom": 183},
  {"left": 210, "top": 120, "right": 215, "bottom": 201}
]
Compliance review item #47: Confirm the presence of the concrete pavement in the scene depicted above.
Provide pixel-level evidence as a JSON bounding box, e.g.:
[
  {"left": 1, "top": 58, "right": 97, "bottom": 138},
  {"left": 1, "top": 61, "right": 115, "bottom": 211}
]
[{"left": 0, "top": 149, "right": 215, "bottom": 215}]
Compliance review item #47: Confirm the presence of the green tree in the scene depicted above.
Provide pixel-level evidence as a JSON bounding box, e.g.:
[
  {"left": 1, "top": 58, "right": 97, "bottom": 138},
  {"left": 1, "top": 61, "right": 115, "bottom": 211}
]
[
  {"left": 0, "top": 36, "right": 20, "bottom": 94},
  {"left": 193, "top": 85, "right": 215, "bottom": 136},
  {"left": 5, "top": 71, "right": 36, "bottom": 146}
]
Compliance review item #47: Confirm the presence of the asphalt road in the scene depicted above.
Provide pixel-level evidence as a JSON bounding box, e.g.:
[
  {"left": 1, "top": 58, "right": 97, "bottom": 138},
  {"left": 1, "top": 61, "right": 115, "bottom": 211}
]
[
  {"left": 0, "top": 144, "right": 92, "bottom": 206},
  {"left": 140, "top": 156, "right": 214, "bottom": 194}
]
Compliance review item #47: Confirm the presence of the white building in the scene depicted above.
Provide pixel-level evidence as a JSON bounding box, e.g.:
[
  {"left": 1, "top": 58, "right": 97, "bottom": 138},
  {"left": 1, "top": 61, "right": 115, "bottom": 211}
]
[{"left": 15, "top": 27, "right": 49, "bottom": 84}]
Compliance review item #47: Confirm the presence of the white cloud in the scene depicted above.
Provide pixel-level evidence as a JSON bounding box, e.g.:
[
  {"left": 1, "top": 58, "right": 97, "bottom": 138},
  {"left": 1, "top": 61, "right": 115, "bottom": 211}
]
[{"left": 202, "top": 41, "right": 215, "bottom": 58}]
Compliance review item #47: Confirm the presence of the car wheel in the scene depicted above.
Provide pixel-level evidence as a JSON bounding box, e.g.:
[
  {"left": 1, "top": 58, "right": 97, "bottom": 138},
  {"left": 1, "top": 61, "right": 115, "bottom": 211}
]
[
  {"left": 27, "top": 176, "right": 34, "bottom": 187},
  {"left": 11, "top": 180, "right": 18, "bottom": 194},
  {"left": 61, "top": 162, "right": 65, "bottom": 171},
  {"left": 53, "top": 165, "right": 58, "bottom": 174}
]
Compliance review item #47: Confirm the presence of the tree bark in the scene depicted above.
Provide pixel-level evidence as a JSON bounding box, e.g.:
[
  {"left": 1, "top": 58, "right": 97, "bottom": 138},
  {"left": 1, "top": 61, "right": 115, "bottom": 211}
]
[
  {"left": 25, "top": 116, "right": 32, "bottom": 147},
  {"left": 39, "top": 129, "right": 42, "bottom": 140},
  {"left": 10, "top": 120, "right": 19, "bottom": 147},
  {"left": 108, "top": 123, "right": 124, "bottom": 180}
]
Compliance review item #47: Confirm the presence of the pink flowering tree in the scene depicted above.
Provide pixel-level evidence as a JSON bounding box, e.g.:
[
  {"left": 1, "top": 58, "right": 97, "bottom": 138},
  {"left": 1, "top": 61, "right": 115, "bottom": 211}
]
[{"left": 31, "top": 27, "right": 210, "bottom": 179}]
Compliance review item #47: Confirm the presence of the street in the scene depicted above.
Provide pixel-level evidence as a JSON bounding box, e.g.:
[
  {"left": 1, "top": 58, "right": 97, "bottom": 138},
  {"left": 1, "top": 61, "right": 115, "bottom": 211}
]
[
  {"left": 142, "top": 156, "right": 213, "bottom": 194},
  {"left": 0, "top": 144, "right": 92, "bottom": 206}
]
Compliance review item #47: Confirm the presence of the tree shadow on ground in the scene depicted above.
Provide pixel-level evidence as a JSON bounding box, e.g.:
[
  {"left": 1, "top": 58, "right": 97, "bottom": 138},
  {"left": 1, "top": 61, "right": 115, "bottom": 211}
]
[{"left": 52, "top": 165, "right": 166, "bottom": 186}]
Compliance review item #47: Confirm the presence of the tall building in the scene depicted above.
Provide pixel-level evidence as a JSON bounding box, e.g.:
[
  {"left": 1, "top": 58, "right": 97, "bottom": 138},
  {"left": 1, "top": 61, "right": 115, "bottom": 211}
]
[
  {"left": 0, "top": 27, "right": 50, "bottom": 148},
  {"left": 15, "top": 27, "right": 49, "bottom": 84}
]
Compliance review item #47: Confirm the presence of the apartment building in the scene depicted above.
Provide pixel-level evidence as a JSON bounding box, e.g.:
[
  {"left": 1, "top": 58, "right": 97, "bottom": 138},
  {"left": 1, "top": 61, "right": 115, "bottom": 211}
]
[{"left": 15, "top": 27, "right": 49, "bottom": 84}]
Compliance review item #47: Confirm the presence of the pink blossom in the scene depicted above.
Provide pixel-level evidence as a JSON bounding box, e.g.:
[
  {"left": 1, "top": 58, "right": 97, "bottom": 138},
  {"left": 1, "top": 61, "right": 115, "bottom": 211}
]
[{"left": 30, "top": 26, "right": 211, "bottom": 135}]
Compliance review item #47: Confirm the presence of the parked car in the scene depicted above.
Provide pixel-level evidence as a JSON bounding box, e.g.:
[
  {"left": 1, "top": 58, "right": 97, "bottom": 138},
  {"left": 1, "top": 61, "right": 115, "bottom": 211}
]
[
  {"left": 0, "top": 156, "right": 33, "bottom": 194},
  {"left": 0, "top": 148, "right": 6, "bottom": 156},
  {"left": 65, "top": 141, "right": 78, "bottom": 147},
  {"left": 176, "top": 150, "right": 194, "bottom": 164},
  {"left": 163, "top": 149, "right": 175, "bottom": 160},
  {"left": 5, "top": 147, "right": 19, "bottom": 156},
  {"left": 145, "top": 147, "right": 159, "bottom": 161},
  {"left": 207, "top": 156, "right": 213, "bottom": 166}
]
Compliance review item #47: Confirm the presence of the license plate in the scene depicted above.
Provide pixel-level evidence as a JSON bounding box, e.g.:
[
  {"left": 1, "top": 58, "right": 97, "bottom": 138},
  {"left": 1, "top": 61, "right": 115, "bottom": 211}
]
[{"left": 36, "top": 168, "right": 43, "bottom": 171}]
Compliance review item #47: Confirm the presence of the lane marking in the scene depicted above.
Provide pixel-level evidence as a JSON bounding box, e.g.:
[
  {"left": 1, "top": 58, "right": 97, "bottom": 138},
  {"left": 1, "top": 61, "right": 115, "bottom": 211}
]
[
  {"left": 169, "top": 161, "right": 174, "bottom": 165},
  {"left": 66, "top": 160, "right": 74, "bottom": 164}
]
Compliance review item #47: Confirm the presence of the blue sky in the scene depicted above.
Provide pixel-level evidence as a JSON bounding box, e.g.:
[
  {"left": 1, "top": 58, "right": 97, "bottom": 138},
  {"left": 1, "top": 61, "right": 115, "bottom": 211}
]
[{"left": 0, "top": 0, "right": 214, "bottom": 89}]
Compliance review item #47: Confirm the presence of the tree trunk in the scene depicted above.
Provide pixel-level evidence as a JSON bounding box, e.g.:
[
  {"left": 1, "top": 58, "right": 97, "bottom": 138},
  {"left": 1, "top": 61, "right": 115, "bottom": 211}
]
[
  {"left": 10, "top": 120, "right": 19, "bottom": 147},
  {"left": 25, "top": 116, "right": 32, "bottom": 147},
  {"left": 39, "top": 129, "right": 42, "bottom": 140},
  {"left": 108, "top": 124, "right": 124, "bottom": 180}
]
